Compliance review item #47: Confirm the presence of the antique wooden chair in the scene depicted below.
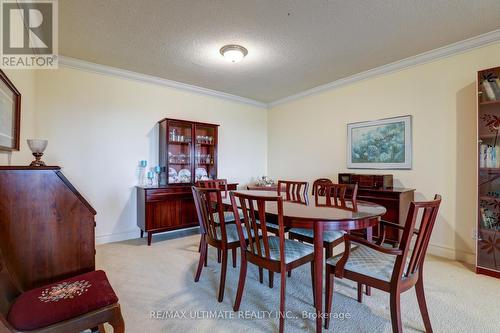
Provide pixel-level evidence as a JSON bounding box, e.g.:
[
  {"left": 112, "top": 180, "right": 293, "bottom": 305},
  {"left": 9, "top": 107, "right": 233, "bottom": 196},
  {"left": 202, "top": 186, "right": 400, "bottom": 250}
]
[
  {"left": 0, "top": 249, "right": 124, "bottom": 333},
  {"left": 288, "top": 183, "right": 358, "bottom": 277},
  {"left": 230, "top": 191, "right": 315, "bottom": 333},
  {"left": 192, "top": 186, "right": 251, "bottom": 302},
  {"left": 324, "top": 195, "right": 442, "bottom": 332}
]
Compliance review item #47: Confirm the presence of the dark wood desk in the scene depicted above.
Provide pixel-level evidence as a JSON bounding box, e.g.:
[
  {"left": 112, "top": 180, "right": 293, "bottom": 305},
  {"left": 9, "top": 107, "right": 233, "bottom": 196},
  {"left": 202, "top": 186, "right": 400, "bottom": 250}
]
[
  {"left": 222, "top": 190, "right": 386, "bottom": 333},
  {"left": 137, "top": 182, "right": 238, "bottom": 245},
  {"left": 0, "top": 166, "right": 96, "bottom": 290}
]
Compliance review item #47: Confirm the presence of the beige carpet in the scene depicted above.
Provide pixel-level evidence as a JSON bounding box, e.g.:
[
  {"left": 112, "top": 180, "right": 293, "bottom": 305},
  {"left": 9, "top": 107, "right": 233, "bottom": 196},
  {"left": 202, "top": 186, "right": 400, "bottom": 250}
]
[{"left": 96, "top": 230, "right": 500, "bottom": 333}]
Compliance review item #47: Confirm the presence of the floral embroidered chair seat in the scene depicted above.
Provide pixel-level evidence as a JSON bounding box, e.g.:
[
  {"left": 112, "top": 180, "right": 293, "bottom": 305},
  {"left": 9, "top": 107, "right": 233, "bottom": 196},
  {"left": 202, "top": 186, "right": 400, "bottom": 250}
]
[{"left": 1, "top": 263, "right": 124, "bottom": 333}]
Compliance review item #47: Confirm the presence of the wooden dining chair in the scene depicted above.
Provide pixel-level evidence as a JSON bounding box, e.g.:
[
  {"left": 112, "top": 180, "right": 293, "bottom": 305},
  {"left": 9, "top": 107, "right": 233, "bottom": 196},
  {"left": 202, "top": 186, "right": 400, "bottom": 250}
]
[
  {"left": 324, "top": 195, "right": 442, "bottom": 332},
  {"left": 263, "top": 180, "right": 309, "bottom": 235},
  {"left": 196, "top": 179, "right": 228, "bottom": 197},
  {"left": 195, "top": 179, "right": 243, "bottom": 264},
  {"left": 230, "top": 191, "right": 315, "bottom": 333},
  {"left": 288, "top": 183, "right": 359, "bottom": 276},
  {"left": 0, "top": 248, "right": 124, "bottom": 333},
  {"left": 192, "top": 186, "right": 252, "bottom": 302},
  {"left": 277, "top": 180, "right": 309, "bottom": 202},
  {"left": 245, "top": 180, "right": 307, "bottom": 239},
  {"left": 311, "top": 178, "right": 333, "bottom": 196}
]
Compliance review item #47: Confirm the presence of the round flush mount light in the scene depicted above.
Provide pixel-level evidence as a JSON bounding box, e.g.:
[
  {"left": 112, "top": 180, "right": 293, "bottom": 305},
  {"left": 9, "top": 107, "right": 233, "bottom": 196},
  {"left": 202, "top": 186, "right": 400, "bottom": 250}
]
[{"left": 220, "top": 44, "right": 248, "bottom": 63}]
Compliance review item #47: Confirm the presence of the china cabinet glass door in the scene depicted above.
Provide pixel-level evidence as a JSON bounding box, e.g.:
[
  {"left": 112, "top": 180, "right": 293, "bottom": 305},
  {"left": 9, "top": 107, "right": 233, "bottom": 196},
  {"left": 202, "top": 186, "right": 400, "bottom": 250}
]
[
  {"left": 194, "top": 124, "right": 217, "bottom": 181},
  {"left": 166, "top": 121, "right": 193, "bottom": 184}
]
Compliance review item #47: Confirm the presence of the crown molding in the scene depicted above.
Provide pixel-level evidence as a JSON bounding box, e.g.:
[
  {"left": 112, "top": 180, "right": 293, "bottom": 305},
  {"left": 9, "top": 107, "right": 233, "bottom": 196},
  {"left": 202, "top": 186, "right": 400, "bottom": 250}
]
[
  {"left": 58, "top": 56, "right": 268, "bottom": 109},
  {"left": 58, "top": 29, "right": 500, "bottom": 110},
  {"left": 269, "top": 29, "right": 500, "bottom": 108}
]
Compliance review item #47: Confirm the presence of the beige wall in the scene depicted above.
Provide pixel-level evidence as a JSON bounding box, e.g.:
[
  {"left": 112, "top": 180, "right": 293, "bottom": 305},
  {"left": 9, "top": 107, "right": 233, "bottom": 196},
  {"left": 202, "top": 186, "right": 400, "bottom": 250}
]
[
  {"left": 3, "top": 42, "right": 500, "bottom": 262},
  {"left": 268, "top": 42, "right": 500, "bottom": 263},
  {"left": 33, "top": 68, "right": 267, "bottom": 243},
  {"left": 0, "top": 70, "right": 36, "bottom": 165}
]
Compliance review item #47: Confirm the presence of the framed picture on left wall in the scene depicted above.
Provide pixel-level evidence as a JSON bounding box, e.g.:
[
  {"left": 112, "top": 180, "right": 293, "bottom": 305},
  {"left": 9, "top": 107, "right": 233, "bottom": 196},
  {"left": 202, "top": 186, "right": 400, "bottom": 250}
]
[{"left": 0, "top": 69, "right": 21, "bottom": 151}]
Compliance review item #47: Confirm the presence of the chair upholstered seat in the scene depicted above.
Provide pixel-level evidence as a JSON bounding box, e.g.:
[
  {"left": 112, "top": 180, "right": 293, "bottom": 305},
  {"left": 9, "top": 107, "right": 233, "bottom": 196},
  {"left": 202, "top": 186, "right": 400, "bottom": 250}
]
[
  {"left": 289, "top": 228, "right": 345, "bottom": 243},
  {"left": 215, "top": 224, "right": 254, "bottom": 243},
  {"left": 249, "top": 236, "right": 314, "bottom": 263},
  {"left": 7, "top": 270, "right": 119, "bottom": 331},
  {"left": 327, "top": 244, "right": 406, "bottom": 282},
  {"left": 212, "top": 209, "right": 244, "bottom": 223}
]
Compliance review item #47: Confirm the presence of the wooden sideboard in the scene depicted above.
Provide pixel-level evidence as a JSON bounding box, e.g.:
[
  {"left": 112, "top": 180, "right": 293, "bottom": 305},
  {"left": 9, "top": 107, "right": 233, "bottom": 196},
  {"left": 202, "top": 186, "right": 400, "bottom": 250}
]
[
  {"left": 354, "top": 187, "right": 415, "bottom": 244},
  {"left": 0, "top": 166, "right": 96, "bottom": 290},
  {"left": 137, "top": 183, "right": 237, "bottom": 245}
]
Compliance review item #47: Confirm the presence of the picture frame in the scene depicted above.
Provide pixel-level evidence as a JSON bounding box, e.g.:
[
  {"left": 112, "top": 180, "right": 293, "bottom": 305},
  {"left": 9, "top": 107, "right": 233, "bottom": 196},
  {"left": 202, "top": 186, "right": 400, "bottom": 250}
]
[
  {"left": 0, "top": 69, "right": 21, "bottom": 151},
  {"left": 347, "top": 115, "right": 412, "bottom": 169}
]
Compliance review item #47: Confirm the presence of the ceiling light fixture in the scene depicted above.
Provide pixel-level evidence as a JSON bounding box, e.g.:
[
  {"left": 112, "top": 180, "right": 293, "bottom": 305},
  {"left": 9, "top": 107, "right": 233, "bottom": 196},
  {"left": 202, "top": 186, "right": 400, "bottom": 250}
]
[{"left": 220, "top": 44, "right": 248, "bottom": 63}]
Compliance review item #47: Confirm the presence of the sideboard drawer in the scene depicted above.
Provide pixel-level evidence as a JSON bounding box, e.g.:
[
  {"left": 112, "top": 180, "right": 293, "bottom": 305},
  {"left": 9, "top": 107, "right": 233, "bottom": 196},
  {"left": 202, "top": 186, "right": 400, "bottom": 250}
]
[{"left": 146, "top": 189, "right": 191, "bottom": 202}]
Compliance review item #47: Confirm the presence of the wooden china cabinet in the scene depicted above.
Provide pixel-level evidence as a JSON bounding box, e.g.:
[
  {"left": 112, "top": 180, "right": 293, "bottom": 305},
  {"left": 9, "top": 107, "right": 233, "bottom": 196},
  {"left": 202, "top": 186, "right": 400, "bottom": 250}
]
[
  {"left": 137, "top": 118, "right": 236, "bottom": 245},
  {"left": 477, "top": 66, "right": 500, "bottom": 278}
]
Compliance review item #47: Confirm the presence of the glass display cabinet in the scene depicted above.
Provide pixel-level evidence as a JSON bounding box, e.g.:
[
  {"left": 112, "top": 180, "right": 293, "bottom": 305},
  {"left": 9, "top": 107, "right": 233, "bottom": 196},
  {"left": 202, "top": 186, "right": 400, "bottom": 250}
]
[
  {"left": 137, "top": 118, "right": 227, "bottom": 245},
  {"left": 159, "top": 118, "right": 219, "bottom": 185},
  {"left": 477, "top": 65, "right": 500, "bottom": 278}
]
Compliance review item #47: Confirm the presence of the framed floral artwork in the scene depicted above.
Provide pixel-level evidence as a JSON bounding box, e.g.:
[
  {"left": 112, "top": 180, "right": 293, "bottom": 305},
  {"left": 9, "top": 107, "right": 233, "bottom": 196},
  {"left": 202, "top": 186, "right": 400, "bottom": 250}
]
[
  {"left": 0, "top": 69, "right": 21, "bottom": 151},
  {"left": 347, "top": 115, "right": 412, "bottom": 169}
]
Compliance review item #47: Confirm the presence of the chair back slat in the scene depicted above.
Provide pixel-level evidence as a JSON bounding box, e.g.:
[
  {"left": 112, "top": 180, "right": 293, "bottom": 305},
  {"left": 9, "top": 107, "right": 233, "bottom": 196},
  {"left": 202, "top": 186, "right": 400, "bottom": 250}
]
[
  {"left": 312, "top": 178, "right": 333, "bottom": 196},
  {"left": 246, "top": 199, "right": 264, "bottom": 257},
  {"left": 257, "top": 200, "right": 272, "bottom": 260},
  {"left": 407, "top": 204, "right": 440, "bottom": 276},
  {"left": 277, "top": 180, "right": 308, "bottom": 202},
  {"left": 392, "top": 195, "right": 442, "bottom": 280},
  {"left": 196, "top": 179, "right": 228, "bottom": 198},
  {"left": 192, "top": 186, "right": 228, "bottom": 243},
  {"left": 230, "top": 192, "right": 284, "bottom": 262},
  {"left": 316, "top": 183, "right": 358, "bottom": 211}
]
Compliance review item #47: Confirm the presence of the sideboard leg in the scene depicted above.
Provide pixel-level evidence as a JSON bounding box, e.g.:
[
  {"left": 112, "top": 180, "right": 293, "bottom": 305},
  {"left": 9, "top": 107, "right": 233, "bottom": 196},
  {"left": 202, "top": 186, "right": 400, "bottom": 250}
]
[{"left": 147, "top": 232, "right": 152, "bottom": 246}]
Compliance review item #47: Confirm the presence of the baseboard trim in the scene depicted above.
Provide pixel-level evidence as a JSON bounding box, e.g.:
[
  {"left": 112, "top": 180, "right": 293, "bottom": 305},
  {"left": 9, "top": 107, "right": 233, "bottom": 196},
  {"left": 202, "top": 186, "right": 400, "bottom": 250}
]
[
  {"left": 95, "top": 226, "right": 200, "bottom": 245},
  {"left": 95, "top": 230, "right": 139, "bottom": 245},
  {"left": 427, "top": 243, "right": 475, "bottom": 265}
]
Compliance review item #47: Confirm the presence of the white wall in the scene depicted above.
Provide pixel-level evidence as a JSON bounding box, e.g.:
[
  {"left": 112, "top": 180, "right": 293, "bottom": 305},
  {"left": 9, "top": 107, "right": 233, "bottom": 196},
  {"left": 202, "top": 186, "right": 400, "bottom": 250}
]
[
  {"left": 268, "top": 42, "right": 500, "bottom": 264},
  {"left": 33, "top": 67, "right": 267, "bottom": 243},
  {"left": 0, "top": 70, "right": 36, "bottom": 165}
]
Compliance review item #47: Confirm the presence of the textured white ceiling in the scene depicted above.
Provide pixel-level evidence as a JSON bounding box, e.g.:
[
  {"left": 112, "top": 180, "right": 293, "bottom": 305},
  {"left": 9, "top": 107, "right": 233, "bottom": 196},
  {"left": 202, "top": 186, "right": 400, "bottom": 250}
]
[{"left": 60, "top": 0, "right": 500, "bottom": 103}]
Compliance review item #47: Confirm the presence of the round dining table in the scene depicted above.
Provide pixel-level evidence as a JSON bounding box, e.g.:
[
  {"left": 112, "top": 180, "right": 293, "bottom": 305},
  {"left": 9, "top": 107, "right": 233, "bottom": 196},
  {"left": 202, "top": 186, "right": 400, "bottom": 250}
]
[{"left": 222, "top": 190, "right": 386, "bottom": 333}]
